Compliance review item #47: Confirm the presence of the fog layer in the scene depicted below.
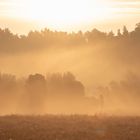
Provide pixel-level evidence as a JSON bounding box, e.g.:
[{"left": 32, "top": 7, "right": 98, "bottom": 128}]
[{"left": 0, "top": 24, "right": 140, "bottom": 115}]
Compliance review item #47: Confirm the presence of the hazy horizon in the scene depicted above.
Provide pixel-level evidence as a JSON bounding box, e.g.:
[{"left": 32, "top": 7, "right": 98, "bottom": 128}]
[
  {"left": 0, "top": 0, "right": 140, "bottom": 116},
  {"left": 0, "top": 0, "right": 140, "bottom": 34}
]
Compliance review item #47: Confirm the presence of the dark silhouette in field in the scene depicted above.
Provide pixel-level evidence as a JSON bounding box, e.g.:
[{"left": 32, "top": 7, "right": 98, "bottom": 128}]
[{"left": 94, "top": 72, "right": 140, "bottom": 115}]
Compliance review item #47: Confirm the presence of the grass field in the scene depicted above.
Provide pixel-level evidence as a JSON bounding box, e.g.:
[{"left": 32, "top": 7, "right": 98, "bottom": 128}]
[{"left": 0, "top": 115, "right": 139, "bottom": 140}]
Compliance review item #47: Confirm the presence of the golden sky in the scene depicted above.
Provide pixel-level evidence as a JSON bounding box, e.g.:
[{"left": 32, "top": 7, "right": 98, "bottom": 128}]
[{"left": 0, "top": 0, "right": 140, "bottom": 34}]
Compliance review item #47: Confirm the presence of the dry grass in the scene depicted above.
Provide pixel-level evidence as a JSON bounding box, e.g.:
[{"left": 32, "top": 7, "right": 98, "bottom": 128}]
[{"left": 0, "top": 115, "right": 140, "bottom": 140}]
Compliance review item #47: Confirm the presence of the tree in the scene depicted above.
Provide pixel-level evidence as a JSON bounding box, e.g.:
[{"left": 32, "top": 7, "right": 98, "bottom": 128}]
[
  {"left": 123, "top": 26, "right": 129, "bottom": 36},
  {"left": 108, "top": 31, "right": 114, "bottom": 39},
  {"left": 135, "top": 23, "right": 140, "bottom": 31},
  {"left": 117, "top": 29, "right": 122, "bottom": 37},
  {"left": 63, "top": 72, "right": 85, "bottom": 99},
  {"left": 25, "top": 74, "right": 47, "bottom": 113},
  {"left": 63, "top": 72, "right": 75, "bottom": 82},
  {"left": 0, "top": 73, "right": 16, "bottom": 94},
  {"left": 46, "top": 72, "right": 85, "bottom": 99}
]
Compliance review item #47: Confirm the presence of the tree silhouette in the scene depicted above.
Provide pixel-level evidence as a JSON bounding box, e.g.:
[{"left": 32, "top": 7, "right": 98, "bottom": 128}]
[
  {"left": 117, "top": 29, "right": 122, "bottom": 37},
  {"left": 46, "top": 72, "right": 85, "bottom": 99},
  {"left": 24, "top": 74, "right": 47, "bottom": 113},
  {"left": 0, "top": 23, "right": 139, "bottom": 53},
  {"left": 123, "top": 26, "right": 129, "bottom": 37}
]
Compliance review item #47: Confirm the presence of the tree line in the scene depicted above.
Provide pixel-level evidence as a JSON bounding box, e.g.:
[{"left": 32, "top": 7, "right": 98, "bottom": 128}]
[
  {"left": 0, "top": 72, "right": 86, "bottom": 113},
  {"left": 0, "top": 23, "right": 140, "bottom": 53}
]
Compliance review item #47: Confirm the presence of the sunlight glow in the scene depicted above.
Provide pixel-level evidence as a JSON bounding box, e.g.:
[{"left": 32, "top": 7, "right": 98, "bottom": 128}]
[
  {"left": 15, "top": 0, "right": 111, "bottom": 28},
  {"left": 0, "top": 0, "right": 140, "bottom": 33}
]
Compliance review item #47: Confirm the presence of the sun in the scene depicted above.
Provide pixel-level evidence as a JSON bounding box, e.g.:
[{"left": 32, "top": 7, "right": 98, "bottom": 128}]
[{"left": 17, "top": 0, "right": 111, "bottom": 30}]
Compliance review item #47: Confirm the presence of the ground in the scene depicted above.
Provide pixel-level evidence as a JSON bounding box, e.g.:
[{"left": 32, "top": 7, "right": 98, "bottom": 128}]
[{"left": 0, "top": 115, "right": 140, "bottom": 140}]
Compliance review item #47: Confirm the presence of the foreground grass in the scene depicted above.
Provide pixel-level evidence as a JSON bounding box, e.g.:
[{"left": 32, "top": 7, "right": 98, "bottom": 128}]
[{"left": 0, "top": 115, "right": 140, "bottom": 140}]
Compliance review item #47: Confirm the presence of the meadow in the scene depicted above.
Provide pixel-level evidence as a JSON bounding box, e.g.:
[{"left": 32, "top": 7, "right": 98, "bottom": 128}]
[{"left": 0, "top": 115, "right": 139, "bottom": 140}]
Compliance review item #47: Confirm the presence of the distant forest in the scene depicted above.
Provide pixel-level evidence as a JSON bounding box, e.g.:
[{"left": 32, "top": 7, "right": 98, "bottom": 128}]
[
  {"left": 0, "top": 72, "right": 88, "bottom": 114},
  {"left": 0, "top": 23, "right": 140, "bottom": 53}
]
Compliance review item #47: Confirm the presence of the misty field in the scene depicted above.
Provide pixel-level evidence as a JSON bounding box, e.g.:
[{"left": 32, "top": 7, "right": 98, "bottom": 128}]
[{"left": 0, "top": 115, "right": 140, "bottom": 140}]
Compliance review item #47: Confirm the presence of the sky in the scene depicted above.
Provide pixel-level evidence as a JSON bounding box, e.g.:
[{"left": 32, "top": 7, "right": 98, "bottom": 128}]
[{"left": 0, "top": 0, "right": 140, "bottom": 34}]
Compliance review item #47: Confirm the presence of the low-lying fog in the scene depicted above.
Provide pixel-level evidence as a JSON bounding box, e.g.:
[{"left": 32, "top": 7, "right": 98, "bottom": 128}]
[{"left": 0, "top": 27, "right": 140, "bottom": 115}]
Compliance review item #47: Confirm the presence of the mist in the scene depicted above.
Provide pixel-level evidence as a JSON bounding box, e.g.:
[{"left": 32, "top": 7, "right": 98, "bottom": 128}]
[{"left": 0, "top": 24, "right": 140, "bottom": 115}]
